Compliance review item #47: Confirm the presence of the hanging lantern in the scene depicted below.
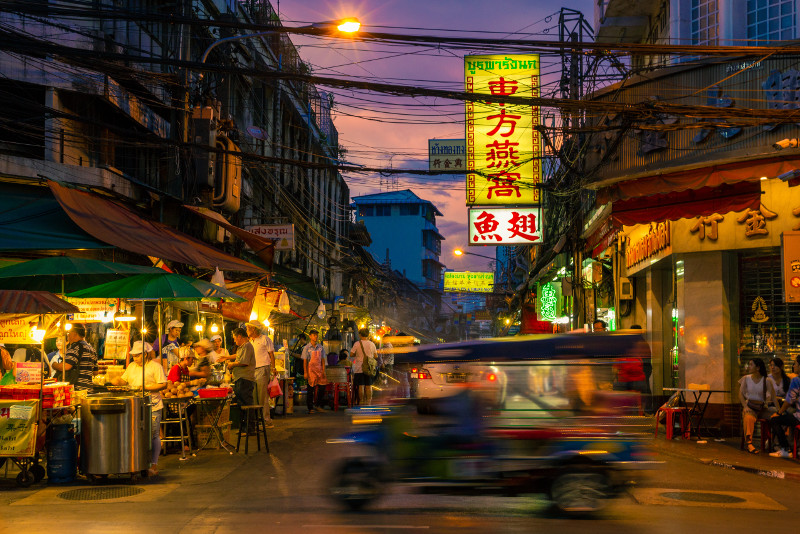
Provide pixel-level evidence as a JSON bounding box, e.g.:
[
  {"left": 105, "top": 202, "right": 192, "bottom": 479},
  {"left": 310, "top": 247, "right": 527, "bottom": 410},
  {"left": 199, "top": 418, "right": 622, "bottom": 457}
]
[
  {"left": 278, "top": 291, "right": 291, "bottom": 314},
  {"left": 316, "top": 300, "right": 326, "bottom": 319}
]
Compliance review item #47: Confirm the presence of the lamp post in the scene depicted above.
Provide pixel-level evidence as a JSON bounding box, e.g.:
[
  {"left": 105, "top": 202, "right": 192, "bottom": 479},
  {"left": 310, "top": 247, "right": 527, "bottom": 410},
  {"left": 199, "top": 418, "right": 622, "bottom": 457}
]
[
  {"left": 453, "top": 248, "right": 513, "bottom": 292},
  {"left": 200, "top": 18, "right": 361, "bottom": 64}
]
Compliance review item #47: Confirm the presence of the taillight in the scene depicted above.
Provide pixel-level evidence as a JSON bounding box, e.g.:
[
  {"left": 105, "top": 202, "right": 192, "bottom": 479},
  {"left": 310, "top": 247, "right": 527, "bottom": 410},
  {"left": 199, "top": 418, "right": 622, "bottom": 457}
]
[
  {"left": 487, "top": 373, "right": 497, "bottom": 382},
  {"left": 412, "top": 370, "right": 432, "bottom": 379}
]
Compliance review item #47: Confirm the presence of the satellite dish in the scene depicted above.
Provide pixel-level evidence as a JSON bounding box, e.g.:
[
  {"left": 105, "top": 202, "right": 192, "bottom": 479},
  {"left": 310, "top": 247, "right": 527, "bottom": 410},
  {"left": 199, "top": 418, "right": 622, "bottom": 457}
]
[{"left": 246, "top": 126, "right": 269, "bottom": 140}]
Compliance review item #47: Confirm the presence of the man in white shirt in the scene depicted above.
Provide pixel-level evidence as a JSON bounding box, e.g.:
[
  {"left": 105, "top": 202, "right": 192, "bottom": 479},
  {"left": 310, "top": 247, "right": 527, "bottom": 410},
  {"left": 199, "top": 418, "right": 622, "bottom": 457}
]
[{"left": 246, "top": 320, "right": 275, "bottom": 428}]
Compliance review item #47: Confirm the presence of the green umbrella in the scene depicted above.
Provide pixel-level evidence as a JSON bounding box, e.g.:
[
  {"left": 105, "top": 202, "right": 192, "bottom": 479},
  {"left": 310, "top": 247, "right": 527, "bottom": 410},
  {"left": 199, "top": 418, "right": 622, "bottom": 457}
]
[
  {"left": 0, "top": 256, "right": 163, "bottom": 293},
  {"left": 66, "top": 272, "right": 247, "bottom": 302}
]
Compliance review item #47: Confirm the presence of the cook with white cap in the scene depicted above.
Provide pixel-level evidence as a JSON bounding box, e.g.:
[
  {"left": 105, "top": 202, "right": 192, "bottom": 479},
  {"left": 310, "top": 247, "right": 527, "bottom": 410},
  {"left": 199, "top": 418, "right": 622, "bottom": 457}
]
[
  {"left": 154, "top": 319, "right": 184, "bottom": 373},
  {"left": 113, "top": 340, "right": 167, "bottom": 477},
  {"left": 210, "top": 334, "right": 231, "bottom": 362}
]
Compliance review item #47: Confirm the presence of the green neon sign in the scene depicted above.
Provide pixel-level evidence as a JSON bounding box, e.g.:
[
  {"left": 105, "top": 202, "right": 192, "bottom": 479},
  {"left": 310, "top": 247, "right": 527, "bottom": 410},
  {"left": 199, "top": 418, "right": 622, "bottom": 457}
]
[{"left": 540, "top": 282, "right": 557, "bottom": 322}]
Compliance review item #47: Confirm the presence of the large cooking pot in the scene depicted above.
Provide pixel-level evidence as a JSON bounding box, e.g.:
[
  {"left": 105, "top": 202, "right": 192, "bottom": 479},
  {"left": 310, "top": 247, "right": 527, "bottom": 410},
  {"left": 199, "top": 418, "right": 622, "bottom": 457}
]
[{"left": 80, "top": 391, "right": 151, "bottom": 476}]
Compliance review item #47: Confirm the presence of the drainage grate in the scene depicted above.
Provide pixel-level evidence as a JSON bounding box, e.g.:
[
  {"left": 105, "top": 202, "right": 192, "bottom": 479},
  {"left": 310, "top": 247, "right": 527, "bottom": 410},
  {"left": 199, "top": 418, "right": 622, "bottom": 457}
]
[
  {"left": 659, "top": 491, "right": 746, "bottom": 504},
  {"left": 57, "top": 486, "right": 145, "bottom": 501}
]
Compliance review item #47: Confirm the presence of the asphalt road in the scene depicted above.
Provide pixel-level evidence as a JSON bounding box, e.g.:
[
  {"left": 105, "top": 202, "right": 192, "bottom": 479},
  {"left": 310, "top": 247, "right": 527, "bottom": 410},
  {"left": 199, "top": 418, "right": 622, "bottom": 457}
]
[{"left": 1, "top": 408, "right": 799, "bottom": 534}]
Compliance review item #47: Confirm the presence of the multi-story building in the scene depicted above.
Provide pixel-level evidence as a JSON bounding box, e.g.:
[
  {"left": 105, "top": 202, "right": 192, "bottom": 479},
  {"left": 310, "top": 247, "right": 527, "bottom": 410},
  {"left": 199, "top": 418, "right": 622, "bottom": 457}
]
[
  {"left": 596, "top": 0, "right": 799, "bottom": 70},
  {"left": 352, "top": 189, "right": 445, "bottom": 311},
  {"left": 585, "top": 0, "right": 800, "bottom": 434},
  {"left": 0, "top": 1, "right": 351, "bottom": 328}
]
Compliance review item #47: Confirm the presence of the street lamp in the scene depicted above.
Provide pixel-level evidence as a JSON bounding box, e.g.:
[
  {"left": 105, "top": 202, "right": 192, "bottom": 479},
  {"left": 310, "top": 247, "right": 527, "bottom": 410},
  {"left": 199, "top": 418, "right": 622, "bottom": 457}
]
[
  {"left": 200, "top": 17, "right": 361, "bottom": 64},
  {"left": 453, "top": 248, "right": 495, "bottom": 262}
]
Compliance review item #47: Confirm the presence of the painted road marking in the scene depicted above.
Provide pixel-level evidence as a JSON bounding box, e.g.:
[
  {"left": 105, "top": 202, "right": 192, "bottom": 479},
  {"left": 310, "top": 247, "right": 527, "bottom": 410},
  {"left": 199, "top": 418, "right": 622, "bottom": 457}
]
[{"left": 631, "top": 488, "right": 785, "bottom": 511}]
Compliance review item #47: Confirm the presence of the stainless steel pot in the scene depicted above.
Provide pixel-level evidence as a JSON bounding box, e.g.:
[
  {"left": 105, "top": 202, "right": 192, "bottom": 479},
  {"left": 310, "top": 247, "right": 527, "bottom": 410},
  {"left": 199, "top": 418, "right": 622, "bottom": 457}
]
[{"left": 80, "top": 391, "right": 151, "bottom": 476}]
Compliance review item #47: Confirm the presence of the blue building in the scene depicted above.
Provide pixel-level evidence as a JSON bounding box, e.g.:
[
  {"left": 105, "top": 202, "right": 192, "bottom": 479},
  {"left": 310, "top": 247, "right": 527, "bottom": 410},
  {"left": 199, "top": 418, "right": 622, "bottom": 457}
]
[{"left": 352, "top": 190, "right": 445, "bottom": 296}]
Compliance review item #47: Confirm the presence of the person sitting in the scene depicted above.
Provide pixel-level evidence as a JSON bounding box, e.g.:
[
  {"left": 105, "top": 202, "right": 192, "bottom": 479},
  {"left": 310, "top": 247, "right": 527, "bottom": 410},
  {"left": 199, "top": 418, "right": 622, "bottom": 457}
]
[
  {"left": 769, "top": 355, "right": 800, "bottom": 458},
  {"left": 740, "top": 358, "right": 776, "bottom": 453},
  {"left": 168, "top": 350, "right": 195, "bottom": 383},
  {"left": 768, "top": 357, "right": 792, "bottom": 407}
]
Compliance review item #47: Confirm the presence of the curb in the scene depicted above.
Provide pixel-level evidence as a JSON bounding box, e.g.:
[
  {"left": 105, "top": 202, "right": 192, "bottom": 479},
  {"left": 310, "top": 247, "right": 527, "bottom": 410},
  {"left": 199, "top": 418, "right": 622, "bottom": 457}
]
[{"left": 653, "top": 442, "right": 800, "bottom": 482}]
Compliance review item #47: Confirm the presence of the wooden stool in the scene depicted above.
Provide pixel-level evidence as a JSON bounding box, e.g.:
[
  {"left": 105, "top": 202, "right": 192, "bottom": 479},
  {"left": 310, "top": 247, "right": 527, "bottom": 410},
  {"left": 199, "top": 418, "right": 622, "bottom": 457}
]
[{"left": 236, "top": 405, "right": 269, "bottom": 454}]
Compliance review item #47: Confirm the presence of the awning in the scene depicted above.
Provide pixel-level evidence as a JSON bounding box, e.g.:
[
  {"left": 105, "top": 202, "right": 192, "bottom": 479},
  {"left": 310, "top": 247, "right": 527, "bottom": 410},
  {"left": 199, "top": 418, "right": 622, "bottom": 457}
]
[
  {"left": 183, "top": 206, "right": 274, "bottom": 268},
  {"left": 596, "top": 155, "right": 800, "bottom": 203},
  {"left": 0, "top": 183, "right": 109, "bottom": 251},
  {"left": 48, "top": 181, "right": 265, "bottom": 273},
  {"left": 268, "top": 264, "right": 319, "bottom": 302},
  {"left": 611, "top": 181, "right": 761, "bottom": 226}
]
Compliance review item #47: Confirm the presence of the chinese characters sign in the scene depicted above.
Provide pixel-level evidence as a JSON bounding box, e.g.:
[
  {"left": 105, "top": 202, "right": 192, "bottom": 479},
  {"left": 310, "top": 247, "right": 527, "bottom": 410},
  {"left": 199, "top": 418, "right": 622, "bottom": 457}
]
[
  {"left": 783, "top": 231, "right": 800, "bottom": 303},
  {"left": 429, "top": 139, "right": 466, "bottom": 172},
  {"left": 468, "top": 207, "right": 542, "bottom": 245},
  {"left": 465, "top": 54, "right": 540, "bottom": 205},
  {"left": 443, "top": 271, "right": 494, "bottom": 293}
]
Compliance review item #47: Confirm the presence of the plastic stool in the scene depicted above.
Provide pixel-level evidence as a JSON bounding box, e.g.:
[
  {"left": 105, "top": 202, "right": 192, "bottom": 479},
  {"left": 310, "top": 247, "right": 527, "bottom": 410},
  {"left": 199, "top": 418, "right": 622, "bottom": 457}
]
[
  {"left": 655, "top": 405, "right": 689, "bottom": 439},
  {"left": 740, "top": 419, "right": 771, "bottom": 452},
  {"left": 235, "top": 405, "right": 269, "bottom": 454}
]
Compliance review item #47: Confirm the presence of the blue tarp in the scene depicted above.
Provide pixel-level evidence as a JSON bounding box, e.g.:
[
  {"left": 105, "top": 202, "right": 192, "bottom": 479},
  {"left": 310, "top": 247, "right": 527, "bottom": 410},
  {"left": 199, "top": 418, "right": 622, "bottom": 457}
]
[{"left": 0, "top": 183, "right": 108, "bottom": 250}]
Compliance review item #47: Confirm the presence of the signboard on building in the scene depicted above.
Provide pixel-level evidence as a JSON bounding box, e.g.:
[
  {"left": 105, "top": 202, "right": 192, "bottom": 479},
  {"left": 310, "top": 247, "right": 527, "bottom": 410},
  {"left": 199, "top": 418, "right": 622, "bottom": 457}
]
[
  {"left": 443, "top": 271, "right": 494, "bottom": 293},
  {"left": 465, "top": 54, "right": 541, "bottom": 206},
  {"left": 245, "top": 224, "right": 295, "bottom": 251},
  {"left": 623, "top": 221, "right": 672, "bottom": 276},
  {"left": 783, "top": 231, "right": 800, "bottom": 303},
  {"left": 429, "top": 139, "right": 466, "bottom": 172},
  {"left": 468, "top": 207, "right": 542, "bottom": 245}
]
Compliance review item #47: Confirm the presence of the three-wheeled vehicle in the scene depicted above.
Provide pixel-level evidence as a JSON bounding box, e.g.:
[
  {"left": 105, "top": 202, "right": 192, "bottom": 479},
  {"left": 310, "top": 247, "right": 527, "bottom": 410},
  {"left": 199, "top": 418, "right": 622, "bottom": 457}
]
[{"left": 328, "top": 332, "right": 658, "bottom": 516}]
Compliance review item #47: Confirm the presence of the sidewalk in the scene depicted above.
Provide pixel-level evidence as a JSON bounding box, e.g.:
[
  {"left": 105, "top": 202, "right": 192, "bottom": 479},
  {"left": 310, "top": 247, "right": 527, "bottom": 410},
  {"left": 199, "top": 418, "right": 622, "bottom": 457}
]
[{"left": 651, "top": 433, "right": 800, "bottom": 482}]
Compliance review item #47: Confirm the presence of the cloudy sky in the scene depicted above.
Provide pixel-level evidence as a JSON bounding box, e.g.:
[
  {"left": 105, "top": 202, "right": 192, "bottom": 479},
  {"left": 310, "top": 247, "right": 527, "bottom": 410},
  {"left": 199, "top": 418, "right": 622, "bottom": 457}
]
[{"left": 278, "top": 0, "right": 594, "bottom": 271}]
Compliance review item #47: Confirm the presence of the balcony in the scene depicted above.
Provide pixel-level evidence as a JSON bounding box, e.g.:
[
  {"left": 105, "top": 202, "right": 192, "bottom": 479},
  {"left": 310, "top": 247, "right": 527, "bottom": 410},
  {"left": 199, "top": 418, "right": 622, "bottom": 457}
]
[{"left": 595, "top": 0, "right": 659, "bottom": 43}]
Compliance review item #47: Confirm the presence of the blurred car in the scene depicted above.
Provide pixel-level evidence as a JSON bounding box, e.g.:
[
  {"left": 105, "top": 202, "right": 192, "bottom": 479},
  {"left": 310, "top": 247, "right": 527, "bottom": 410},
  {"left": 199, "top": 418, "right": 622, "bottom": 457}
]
[{"left": 409, "top": 362, "right": 507, "bottom": 410}]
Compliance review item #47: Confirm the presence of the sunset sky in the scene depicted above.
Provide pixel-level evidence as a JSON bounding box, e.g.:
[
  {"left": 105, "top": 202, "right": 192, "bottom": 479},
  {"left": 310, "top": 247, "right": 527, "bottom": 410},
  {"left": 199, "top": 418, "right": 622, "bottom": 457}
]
[{"left": 278, "top": 0, "right": 594, "bottom": 272}]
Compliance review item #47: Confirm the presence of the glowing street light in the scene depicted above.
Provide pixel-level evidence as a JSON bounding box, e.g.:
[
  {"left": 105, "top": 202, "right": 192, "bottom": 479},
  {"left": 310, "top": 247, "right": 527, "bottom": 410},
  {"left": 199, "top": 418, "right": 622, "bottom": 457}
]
[{"left": 453, "top": 248, "right": 495, "bottom": 262}]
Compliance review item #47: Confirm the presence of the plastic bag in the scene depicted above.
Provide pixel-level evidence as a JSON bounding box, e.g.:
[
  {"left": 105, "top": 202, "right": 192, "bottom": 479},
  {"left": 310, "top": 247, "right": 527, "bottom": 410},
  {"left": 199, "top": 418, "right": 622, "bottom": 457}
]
[
  {"left": 268, "top": 377, "right": 283, "bottom": 398},
  {"left": 278, "top": 291, "right": 291, "bottom": 314}
]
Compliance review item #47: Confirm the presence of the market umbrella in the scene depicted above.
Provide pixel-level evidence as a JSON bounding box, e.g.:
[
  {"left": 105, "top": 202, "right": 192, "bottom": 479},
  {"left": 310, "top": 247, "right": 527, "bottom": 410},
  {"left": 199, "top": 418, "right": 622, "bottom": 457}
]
[
  {"left": 0, "top": 290, "right": 80, "bottom": 315},
  {"left": 66, "top": 272, "right": 247, "bottom": 302},
  {"left": 0, "top": 257, "right": 163, "bottom": 294}
]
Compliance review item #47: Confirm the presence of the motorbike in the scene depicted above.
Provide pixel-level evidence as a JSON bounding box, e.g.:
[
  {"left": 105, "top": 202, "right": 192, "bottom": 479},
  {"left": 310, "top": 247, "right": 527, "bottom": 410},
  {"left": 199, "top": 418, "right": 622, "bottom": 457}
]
[{"left": 328, "top": 333, "right": 658, "bottom": 516}]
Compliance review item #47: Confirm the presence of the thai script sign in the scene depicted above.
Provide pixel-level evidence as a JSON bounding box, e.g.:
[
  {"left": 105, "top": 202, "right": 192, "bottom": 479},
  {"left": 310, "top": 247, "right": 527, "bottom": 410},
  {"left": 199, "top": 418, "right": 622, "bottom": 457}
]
[
  {"left": 468, "top": 207, "right": 542, "bottom": 245},
  {"left": 443, "top": 271, "right": 494, "bottom": 293},
  {"left": 245, "top": 224, "right": 295, "bottom": 251},
  {"left": 624, "top": 221, "right": 672, "bottom": 274},
  {"left": 465, "top": 54, "right": 541, "bottom": 206},
  {"left": 429, "top": 139, "right": 466, "bottom": 172},
  {"left": 64, "top": 298, "right": 112, "bottom": 322},
  {"left": 0, "top": 400, "right": 38, "bottom": 457}
]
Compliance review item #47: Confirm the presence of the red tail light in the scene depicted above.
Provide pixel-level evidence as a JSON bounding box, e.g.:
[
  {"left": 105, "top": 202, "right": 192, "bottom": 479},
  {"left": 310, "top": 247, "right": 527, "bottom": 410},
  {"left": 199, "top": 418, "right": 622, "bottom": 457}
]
[
  {"left": 411, "top": 370, "right": 432, "bottom": 379},
  {"left": 487, "top": 373, "right": 497, "bottom": 382}
]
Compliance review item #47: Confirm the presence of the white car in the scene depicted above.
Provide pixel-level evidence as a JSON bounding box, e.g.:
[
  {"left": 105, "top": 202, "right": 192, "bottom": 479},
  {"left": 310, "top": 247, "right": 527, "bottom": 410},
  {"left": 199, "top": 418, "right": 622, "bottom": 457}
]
[{"left": 409, "top": 362, "right": 507, "bottom": 411}]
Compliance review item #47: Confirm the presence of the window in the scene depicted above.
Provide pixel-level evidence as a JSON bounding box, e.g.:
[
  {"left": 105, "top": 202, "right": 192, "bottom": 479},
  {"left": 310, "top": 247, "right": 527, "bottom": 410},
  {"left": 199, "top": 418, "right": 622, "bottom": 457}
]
[
  {"left": 358, "top": 205, "right": 373, "bottom": 217},
  {"left": 747, "top": 0, "right": 796, "bottom": 42},
  {"left": 375, "top": 205, "right": 392, "bottom": 216},
  {"left": 399, "top": 204, "right": 419, "bottom": 216},
  {"left": 691, "top": 0, "right": 719, "bottom": 45}
]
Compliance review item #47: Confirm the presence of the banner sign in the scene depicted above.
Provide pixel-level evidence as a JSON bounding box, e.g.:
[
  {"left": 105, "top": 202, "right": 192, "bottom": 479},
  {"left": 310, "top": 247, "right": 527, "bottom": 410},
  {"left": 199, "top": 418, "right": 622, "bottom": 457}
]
[
  {"left": 64, "top": 298, "right": 113, "bottom": 322},
  {"left": 465, "top": 54, "right": 541, "bottom": 206},
  {"left": 14, "top": 362, "right": 42, "bottom": 384},
  {"left": 0, "top": 400, "right": 38, "bottom": 457},
  {"left": 429, "top": 139, "right": 466, "bottom": 172},
  {"left": 783, "top": 231, "right": 800, "bottom": 303},
  {"left": 245, "top": 224, "right": 295, "bottom": 251},
  {"left": 468, "top": 207, "right": 542, "bottom": 244},
  {"left": 444, "top": 271, "right": 494, "bottom": 293}
]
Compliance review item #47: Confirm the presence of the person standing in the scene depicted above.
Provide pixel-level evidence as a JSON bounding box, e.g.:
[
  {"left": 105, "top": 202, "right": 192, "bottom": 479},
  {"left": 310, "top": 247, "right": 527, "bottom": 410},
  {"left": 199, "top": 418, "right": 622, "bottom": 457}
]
[
  {"left": 593, "top": 319, "right": 607, "bottom": 332},
  {"left": 301, "top": 330, "right": 327, "bottom": 413},
  {"left": 211, "top": 334, "right": 231, "bottom": 362},
  {"left": 351, "top": 328, "right": 378, "bottom": 406},
  {"left": 53, "top": 324, "right": 98, "bottom": 392},
  {"left": 113, "top": 341, "right": 167, "bottom": 477},
  {"left": 46, "top": 338, "right": 64, "bottom": 379},
  {"left": 228, "top": 328, "right": 256, "bottom": 407},
  {"left": 769, "top": 355, "right": 800, "bottom": 458},
  {"left": 247, "top": 321, "right": 276, "bottom": 428},
  {"left": 0, "top": 345, "right": 14, "bottom": 385},
  {"left": 153, "top": 320, "right": 183, "bottom": 373}
]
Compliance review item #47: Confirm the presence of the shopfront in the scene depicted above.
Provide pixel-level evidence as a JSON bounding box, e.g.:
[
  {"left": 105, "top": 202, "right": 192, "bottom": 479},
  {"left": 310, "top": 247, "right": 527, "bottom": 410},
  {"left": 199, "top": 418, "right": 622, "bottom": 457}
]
[{"left": 618, "top": 178, "right": 800, "bottom": 431}]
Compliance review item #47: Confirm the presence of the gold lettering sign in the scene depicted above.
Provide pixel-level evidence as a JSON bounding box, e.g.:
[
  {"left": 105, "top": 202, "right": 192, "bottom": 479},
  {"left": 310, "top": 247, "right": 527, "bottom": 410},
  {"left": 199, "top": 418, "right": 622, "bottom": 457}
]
[{"left": 625, "top": 221, "right": 672, "bottom": 270}]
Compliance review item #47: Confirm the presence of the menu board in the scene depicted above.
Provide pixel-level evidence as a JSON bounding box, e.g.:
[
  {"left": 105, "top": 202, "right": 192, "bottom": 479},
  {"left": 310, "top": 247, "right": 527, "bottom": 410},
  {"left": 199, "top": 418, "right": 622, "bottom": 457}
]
[{"left": 104, "top": 329, "right": 130, "bottom": 362}]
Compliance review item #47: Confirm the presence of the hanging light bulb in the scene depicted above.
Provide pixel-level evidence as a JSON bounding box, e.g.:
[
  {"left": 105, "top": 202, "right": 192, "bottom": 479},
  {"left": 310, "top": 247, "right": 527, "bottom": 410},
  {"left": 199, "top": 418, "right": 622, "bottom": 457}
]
[
  {"left": 31, "top": 316, "right": 46, "bottom": 343},
  {"left": 262, "top": 319, "right": 270, "bottom": 328},
  {"left": 141, "top": 326, "right": 148, "bottom": 334},
  {"left": 194, "top": 323, "right": 204, "bottom": 333},
  {"left": 65, "top": 323, "right": 73, "bottom": 331},
  {"left": 210, "top": 323, "right": 219, "bottom": 333}
]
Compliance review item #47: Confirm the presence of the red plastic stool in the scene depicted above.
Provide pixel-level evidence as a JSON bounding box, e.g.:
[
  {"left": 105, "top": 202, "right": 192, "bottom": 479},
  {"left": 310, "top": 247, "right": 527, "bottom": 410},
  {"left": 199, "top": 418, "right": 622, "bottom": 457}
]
[
  {"left": 740, "top": 419, "right": 771, "bottom": 452},
  {"left": 655, "top": 405, "right": 689, "bottom": 439}
]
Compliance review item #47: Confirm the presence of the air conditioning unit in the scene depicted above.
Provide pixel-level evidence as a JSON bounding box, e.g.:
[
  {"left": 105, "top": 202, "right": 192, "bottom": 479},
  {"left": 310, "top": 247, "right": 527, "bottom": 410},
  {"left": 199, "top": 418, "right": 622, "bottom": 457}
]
[{"left": 619, "top": 277, "right": 634, "bottom": 300}]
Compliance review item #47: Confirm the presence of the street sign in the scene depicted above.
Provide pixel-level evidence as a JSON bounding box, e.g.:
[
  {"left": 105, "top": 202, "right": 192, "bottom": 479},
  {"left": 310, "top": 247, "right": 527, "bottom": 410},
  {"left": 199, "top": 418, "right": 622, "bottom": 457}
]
[
  {"left": 444, "top": 271, "right": 494, "bottom": 292},
  {"left": 245, "top": 224, "right": 295, "bottom": 251},
  {"left": 429, "top": 139, "right": 466, "bottom": 172},
  {"left": 468, "top": 207, "right": 542, "bottom": 245}
]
